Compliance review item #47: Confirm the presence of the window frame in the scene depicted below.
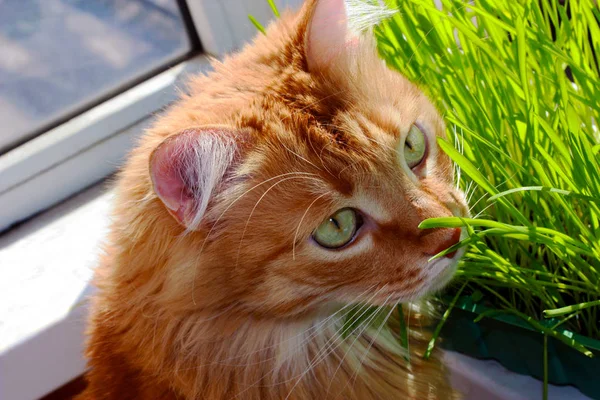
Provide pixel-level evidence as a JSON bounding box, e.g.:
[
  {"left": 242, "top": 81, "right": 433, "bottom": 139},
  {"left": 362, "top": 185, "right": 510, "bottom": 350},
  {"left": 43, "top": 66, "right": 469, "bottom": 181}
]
[
  {"left": 0, "top": 56, "right": 212, "bottom": 232},
  {"left": 0, "top": 0, "right": 301, "bottom": 232}
]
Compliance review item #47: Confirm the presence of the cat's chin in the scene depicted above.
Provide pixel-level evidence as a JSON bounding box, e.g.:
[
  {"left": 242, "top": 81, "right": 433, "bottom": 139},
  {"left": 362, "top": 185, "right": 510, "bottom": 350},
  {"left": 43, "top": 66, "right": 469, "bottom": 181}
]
[{"left": 421, "top": 251, "right": 463, "bottom": 295}]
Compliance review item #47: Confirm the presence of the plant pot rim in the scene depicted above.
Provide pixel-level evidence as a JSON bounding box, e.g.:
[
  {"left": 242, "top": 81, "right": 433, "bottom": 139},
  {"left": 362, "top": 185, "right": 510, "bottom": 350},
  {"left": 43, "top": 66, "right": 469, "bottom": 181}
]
[{"left": 442, "top": 294, "right": 600, "bottom": 353}]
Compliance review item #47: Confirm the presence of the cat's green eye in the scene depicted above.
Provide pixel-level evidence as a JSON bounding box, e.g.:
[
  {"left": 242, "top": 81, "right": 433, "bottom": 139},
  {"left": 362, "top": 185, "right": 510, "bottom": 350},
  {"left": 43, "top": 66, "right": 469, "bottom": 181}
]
[
  {"left": 313, "top": 208, "right": 361, "bottom": 249},
  {"left": 404, "top": 125, "right": 427, "bottom": 169}
]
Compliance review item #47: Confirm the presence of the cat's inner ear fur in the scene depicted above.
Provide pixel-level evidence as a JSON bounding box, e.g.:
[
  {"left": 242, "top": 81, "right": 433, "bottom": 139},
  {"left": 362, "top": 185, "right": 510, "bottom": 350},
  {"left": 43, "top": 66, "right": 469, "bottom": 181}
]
[
  {"left": 305, "top": 0, "right": 353, "bottom": 71},
  {"left": 149, "top": 127, "right": 239, "bottom": 229}
]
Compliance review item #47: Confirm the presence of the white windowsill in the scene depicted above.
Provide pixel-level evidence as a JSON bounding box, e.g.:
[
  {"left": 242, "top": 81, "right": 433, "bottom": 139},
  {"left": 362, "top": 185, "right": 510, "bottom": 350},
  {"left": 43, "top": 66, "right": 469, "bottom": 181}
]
[
  {"left": 0, "top": 55, "right": 212, "bottom": 233},
  {"left": 0, "top": 183, "right": 110, "bottom": 400},
  {"left": 0, "top": 183, "right": 591, "bottom": 400}
]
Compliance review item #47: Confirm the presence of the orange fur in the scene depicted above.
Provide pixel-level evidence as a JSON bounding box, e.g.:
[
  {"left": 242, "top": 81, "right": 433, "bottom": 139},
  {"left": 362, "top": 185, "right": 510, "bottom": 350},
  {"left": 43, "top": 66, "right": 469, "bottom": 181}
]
[{"left": 79, "top": 1, "right": 468, "bottom": 399}]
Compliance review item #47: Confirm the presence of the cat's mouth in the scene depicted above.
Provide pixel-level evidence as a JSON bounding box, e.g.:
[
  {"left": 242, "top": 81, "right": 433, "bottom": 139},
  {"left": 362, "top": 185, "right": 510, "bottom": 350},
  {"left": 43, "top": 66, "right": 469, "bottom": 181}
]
[
  {"left": 423, "top": 251, "right": 463, "bottom": 293},
  {"left": 369, "top": 230, "right": 467, "bottom": 305},
  {"left": 418, "top": 228, "right": 467, "bottom": 295}
]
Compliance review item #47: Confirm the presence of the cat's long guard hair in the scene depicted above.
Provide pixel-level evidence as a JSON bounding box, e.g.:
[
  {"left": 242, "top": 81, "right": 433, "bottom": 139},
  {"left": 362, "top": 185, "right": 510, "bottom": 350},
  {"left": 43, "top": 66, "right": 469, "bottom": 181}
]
[{"left": 79, "top": 0, "right": 469, "bottom": 399}]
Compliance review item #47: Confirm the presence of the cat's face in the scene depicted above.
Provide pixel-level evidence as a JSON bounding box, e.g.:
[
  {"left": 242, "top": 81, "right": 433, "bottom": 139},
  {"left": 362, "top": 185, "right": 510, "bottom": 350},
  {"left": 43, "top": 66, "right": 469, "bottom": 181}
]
[{"left": 148, "top": 0, "right": 468, "bottom": 317}]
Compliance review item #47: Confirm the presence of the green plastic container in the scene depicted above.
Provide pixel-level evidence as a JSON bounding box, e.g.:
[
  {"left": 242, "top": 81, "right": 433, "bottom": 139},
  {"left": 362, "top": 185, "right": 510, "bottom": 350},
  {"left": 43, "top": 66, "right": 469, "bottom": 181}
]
[{"left": 440, "top": 297, "right": 600, "bottom": 399}]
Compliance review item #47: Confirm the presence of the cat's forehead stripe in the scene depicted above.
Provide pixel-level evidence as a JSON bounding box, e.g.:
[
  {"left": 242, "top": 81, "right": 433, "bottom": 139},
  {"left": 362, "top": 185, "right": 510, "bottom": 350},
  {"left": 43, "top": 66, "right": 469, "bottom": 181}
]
[
  {"left": 352, "top": 111, "right": 398, "bottom": 143},
  {"left": 373, "top": 105, "right": 407, "bottom": 137}
]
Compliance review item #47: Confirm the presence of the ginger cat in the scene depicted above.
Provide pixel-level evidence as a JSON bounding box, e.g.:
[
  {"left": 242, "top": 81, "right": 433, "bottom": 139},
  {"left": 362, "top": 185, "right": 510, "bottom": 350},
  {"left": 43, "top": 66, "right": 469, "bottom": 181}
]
[{"left": 79, "top": 0, "right": 469, "bottom": 399}]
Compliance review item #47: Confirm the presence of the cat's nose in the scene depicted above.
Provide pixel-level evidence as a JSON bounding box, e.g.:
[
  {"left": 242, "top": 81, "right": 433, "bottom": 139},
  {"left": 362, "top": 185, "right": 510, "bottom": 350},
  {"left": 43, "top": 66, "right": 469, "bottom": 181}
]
[{"left": 425, "top": 228, "right": 462, "bottom": 258}]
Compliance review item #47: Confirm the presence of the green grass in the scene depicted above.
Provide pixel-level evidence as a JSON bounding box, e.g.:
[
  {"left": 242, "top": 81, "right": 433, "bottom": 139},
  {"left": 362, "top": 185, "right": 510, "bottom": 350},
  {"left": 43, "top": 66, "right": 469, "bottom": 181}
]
[
  {"left": 373, "top": 0, "right": 600, "bottom": 351},
  {"left": 254, "top": 0, "right": 600, "bottom": 357}
]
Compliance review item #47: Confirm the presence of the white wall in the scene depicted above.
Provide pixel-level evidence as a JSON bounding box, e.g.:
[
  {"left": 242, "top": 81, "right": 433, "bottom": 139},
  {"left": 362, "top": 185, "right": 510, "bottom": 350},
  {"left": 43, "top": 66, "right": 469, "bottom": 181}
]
[{"left": 188, "top": 0, "right": 304, "bottom": 56}]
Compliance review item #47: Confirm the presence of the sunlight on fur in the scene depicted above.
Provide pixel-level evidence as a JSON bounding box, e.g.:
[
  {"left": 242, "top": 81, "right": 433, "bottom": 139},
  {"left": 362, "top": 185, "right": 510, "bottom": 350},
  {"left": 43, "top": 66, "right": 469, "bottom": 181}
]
[
  {"left": 345, "top": 0, "right": 397, "bottom": 35},
  {"left": 79, "top": 1, "right": 468, "bottom": 399}
]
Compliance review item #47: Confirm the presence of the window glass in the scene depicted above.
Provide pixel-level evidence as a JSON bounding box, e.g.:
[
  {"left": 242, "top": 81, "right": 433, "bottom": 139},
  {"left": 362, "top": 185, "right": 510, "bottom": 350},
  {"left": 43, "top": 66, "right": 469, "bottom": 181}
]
[{"left": 0, "top": 0, "right": 191, "bottom": 154}]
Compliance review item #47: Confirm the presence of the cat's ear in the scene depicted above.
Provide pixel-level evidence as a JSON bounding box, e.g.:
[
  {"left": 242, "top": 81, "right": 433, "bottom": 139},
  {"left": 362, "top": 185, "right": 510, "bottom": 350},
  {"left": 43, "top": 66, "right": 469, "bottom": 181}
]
[
  {"left": 149, "top": 127, "right": 240, "bottom": 229},
  {"left": 305, "top": 0, "right": 353, "bottom": 71}
]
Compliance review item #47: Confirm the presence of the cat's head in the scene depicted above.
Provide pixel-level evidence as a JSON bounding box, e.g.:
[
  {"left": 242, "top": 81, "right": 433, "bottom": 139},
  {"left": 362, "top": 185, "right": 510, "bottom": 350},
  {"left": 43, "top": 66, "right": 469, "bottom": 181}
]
[{"left": 146, "top": 0, "right": 469, "bottom": 317}]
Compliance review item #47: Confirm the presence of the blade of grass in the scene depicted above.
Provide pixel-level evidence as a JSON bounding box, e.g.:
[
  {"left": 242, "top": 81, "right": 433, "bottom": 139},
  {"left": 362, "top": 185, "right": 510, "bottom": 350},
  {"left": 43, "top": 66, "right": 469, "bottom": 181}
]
[
  {"left": 423, "top": 282, "right": 468, "bottom": 360},
  {"left": 248, "top": 15, "right": 266, "bottom": 34},
  {"left": 543, "top": 334, "right": 549, "bottom": 400},
  {"left": 396, "top": 304, "right": 410, "bottom": 363},
  {"left": 488, "top": 186, "right": 600, "bottom": 204},
  {"left": 474, "top": 309, "right": 594, "bottom": 357},
  {"left": 266, "top": 0, "right": 280, "bottom": 17},
  {"left": 543, "top": 300, "right": 600, "bottom": 318}
]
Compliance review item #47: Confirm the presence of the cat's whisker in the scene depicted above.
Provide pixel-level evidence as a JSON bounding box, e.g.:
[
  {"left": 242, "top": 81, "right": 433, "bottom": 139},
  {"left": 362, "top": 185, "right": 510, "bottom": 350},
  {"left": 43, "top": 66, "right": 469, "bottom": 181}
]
[
  {"left": 461, "top": 181, "right": 469, "bottom": 198},
  {"left": 269, "top": 288, "right": 386, "bottom": 385},
  {"left": 468, "top": 171, "right": 517, "bottom": 214},
  {"left": 410, "top": 2, "right": 483, "bottom": 84},
  {"left": 167, "top": 287, "right": 376, "bottom": 376},
  {"left": 465, "top": 181, "right": 477, "bottom": 204},
  {"left": 262, "top": 290, "right": 376, "bottom": 368},
  {"left": 466, "top": 181, "right": 483, "bottom": 206},
  {"left": 497, "top": 172, "right": 518, "bottom": 189},
  {"left": 228, "top": 289, "right": 375, "bottom": 366},
  {"left": 292, "top": 192, "right": 331, "bottom": 260},
  {"left": 345, "top": 297, "right": 397, "bottom": 394},
  {"left": 306, "top": 127, "right": 335, "bottom": 177},
  {"left": 336, "top": 160, "right": 363, "bottom": 178},
  {"left": 454, "top": 126, "right": 465, "bottom": 156},
  {"left": 463, "top": 181, "right": 472, "bottom": 200},
  {"left": 205, "top": 309, "right": 352, "bottom": 390},
  {"left": 475, "top": 213, "right": 491, "bottom": 220},
  {"left": 233, "top": 175, "right": 324, "bottom": 268},
  {"left": 282, "top": 288, "right": 388, "bottom": 400},
  {"left": 334, "top": 157, "right": 379, "bottom": 180},
  {"left": 473, "top": 203, "right": 494, "bottom": 219},
  {"left": 191, "top": 171, "right": 318, "bottom": 305},
  {"left": 455, "top": 166, "right": 461, "bottom": 190},
  {"left": 280, "top": 141, "right": 328, "bottom": 175},
  {"left": 142, "top": 308, "right": 357, "bottom": 381},
  {"left": 408, "top": 1, "right": 490, "bottom": 73},
  {"left": 200, "top": 171, "right": 318, "bottom": 252},
  {"left": 324, "top": 292, "right": 394, "bottom": 397},
  {"left": 317, "top": 140, "right": 333, "bottom": 173},
  {"left": 452, "top": 127, "right": 464, "bottom": 189},
  {"left": 232, "top": 289, "right": 384, "bottom": 399},
  {"left": 468, "top": 191, "right": 488, "bottom": 213},
  {"left": 407, "top": 301, "right": 413, "bottom": 357},
  {"left": 291, "top": 287, "right": 385, "bottom": 365},
  {"left": 406, "top": 26, "right": 436, "bottom": 67},
  {"left": 468, "top": 198, "right": 483, "bottom": 214}
]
